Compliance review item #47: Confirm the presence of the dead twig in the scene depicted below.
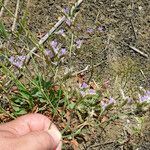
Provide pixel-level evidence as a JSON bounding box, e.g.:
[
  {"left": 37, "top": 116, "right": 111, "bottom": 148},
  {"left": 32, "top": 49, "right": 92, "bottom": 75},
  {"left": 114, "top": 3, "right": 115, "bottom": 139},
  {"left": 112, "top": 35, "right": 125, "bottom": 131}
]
[
  {"left": 0, "top": 0, "right": 9, "bottom": 18},
  {"left": 89, "top": 141, "right": 115, "bottom": 148},
  {"left": 129, "top": 18, "right": 137, "bottom": 40},
  {"left": 57, "top": 61, "right": 104, "bottom": 84},
  {"left": 72, "top": 65, "right": 90, "bottom": 76},
  {"left": 123, "top": 42, "right": 148, "bottom": 58},
  {"left": 12, "top": 0, "right": 20, "bottom": 31},
  {"left": 128, "top": 45, "right": 148, "bottom": 58}
]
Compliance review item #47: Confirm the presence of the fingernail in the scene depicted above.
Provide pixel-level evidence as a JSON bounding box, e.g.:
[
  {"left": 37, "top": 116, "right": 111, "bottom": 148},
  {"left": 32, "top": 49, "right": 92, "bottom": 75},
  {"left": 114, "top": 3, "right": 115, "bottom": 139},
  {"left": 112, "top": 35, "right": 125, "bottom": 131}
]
[
  {"left": 48, "top": 126, "right": 62, "bottom": 149},
  {"left": 56, "top": 142, "right": 62, "bottom": 150}
]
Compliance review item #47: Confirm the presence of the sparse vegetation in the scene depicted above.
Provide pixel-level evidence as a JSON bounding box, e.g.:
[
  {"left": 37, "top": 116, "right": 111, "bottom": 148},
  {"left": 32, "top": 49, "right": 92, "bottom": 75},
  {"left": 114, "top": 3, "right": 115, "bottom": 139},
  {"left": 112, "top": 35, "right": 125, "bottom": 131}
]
[{"left": 0, "top": 0, "right": 150, "bottom": 149}]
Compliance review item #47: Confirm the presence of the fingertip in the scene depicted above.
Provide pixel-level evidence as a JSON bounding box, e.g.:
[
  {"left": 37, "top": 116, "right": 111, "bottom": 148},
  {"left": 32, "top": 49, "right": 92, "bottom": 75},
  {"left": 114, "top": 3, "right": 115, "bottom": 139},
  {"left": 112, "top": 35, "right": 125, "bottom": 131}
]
[
  {"left": 48, "top": 125, "right": 62, "bottom": 149},
  {"left": 56, "top": 141, "right": 62, "bottom": 150}
]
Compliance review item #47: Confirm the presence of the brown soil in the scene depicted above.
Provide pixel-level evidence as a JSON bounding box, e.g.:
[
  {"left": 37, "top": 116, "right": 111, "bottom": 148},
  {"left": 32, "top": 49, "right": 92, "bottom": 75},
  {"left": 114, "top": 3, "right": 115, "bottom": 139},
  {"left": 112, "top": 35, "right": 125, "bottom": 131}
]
[{"left": 1, "top": 0, "right": 150, "bottom": 149}]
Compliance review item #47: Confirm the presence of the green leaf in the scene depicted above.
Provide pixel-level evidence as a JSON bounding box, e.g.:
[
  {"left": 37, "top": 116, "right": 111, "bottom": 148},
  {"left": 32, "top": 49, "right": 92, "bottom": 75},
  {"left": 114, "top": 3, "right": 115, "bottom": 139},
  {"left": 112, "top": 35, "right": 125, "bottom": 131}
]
[
  {"left": 68, "top": 102, "right": 76, "bottom": 109},
  {"left": 0, "top": 21, "right": 8, "bottom": 39}
]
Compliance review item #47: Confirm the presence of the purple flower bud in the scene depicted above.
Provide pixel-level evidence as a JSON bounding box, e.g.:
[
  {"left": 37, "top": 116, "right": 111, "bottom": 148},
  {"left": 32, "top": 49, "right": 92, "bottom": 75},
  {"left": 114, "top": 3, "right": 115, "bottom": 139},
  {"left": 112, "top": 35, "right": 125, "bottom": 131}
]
[
  {"left": 64, "top": 7, "right": 70, "bottom": 14},
  {"left": 139, "top": 90, "right": 150, "bottom": 103},
  {"left": 109, "top": 97, "right": 116, "bottom": 104},
  {"left": 101, "top": 101, "right": 107, "bottom": 110},
  {"left": 97, "top": 26, "right": 105, "bottom": 32},
  {"left": 66, "top": 19, "right": 71, "bottom": 26},
  {"left": 145, "top": 90, "right": 150, "bottom": 96},
  {"left": 50, "top": 40, "right": 59, "bottom": 53},
  {"left": 44, "top": 49, "right": 54, "bottom": 58},
  {"left": 56, "top": 29, "right": 65, "bottom": 37},
  {"left": 89, "top": 89, "right": 96, "bottom": 95},
  {"left": 139, "top": 95, "right": 150, "bottom": 103},
  {"left": 75, "top": 39, "right": 83, "bottom": 49},
  {"left": 81, "top": 82, "right": 88, "bottom": 88},
  {"left": 59, "top": 48, "right": 67, "bottom": 57},
  {"left": 86, "top": 27, "right": 94, "bottom": 33}
]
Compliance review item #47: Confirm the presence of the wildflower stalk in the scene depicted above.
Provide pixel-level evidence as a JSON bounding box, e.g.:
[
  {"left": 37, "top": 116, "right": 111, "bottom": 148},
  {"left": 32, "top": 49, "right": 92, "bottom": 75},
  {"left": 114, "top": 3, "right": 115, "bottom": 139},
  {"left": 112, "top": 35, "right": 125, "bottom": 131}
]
[{"left": 69, "top": 33, "right": 74, "bottom": 57}]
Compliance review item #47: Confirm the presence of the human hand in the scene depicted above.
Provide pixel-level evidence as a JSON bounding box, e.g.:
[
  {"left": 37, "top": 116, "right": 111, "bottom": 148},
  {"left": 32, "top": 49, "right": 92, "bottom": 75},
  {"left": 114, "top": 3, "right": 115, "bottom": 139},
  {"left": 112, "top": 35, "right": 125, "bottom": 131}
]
[{"left": 0, "top": 113, "right": 62, "bottom": 150}]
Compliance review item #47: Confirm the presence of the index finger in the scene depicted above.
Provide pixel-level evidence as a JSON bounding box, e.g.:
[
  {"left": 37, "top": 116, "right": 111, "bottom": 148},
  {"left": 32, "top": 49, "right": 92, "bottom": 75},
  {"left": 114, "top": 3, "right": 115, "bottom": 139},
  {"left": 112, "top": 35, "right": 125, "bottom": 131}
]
[{"left": 0, "top": 113, "right": 51, "bottom": 136}]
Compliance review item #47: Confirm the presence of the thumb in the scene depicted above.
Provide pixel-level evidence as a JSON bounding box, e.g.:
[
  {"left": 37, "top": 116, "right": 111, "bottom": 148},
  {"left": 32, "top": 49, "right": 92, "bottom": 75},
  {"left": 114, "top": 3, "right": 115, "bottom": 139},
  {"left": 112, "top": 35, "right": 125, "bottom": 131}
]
[{"left": 14, "top": 128, "right": 62, "bottom": 150}]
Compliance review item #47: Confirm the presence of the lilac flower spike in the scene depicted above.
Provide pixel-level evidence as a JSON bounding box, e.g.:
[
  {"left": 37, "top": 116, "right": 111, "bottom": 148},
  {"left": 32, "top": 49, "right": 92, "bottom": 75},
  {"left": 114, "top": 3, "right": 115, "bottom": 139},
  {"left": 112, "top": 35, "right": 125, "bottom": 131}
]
[{"left": 9, "top": 55, "right": 26, "bottom": 68}]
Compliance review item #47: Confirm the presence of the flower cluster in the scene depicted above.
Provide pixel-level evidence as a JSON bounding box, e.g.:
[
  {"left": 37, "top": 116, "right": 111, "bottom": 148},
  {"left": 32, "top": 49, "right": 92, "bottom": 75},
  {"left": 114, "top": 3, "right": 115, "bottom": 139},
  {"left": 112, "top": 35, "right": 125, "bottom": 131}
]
[
  {"left": 101, "top": 97, "right": 116, "bottom": 111},
  {"left": 9, "top": 55, "right": 26, "bottom": 68},
  {"left": 45, "top": 39, "right": 67, "bottom": 60},
  {"left": 63, "top": 7, "right": 72, "bottom": 26},
  {"left": 80, "top": 82, "right": 96, "bottom": 97},
  {"left": 86, "top": 27, "right": 94, "bottom": 33},
  {"left": 85, "top": 26, "right": 105, "bottom": 34},
  {"left": 139, "top": 90, "right": 150, "bottom": 103}
]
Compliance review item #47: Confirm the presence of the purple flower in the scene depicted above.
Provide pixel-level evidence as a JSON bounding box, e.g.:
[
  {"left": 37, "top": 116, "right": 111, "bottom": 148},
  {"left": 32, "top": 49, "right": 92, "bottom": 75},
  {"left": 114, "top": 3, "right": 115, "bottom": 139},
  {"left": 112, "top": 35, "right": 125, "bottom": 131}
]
[
  {"left": 101, "top": 97, "right": 116, "bottom": 111},
  {"left": 127, "top": 97, "right": 132, "bottom": 103},
  {"left": 59, "top": 48, "right": 67, "bottom": 57},
  {"left": 56, "top": 29, "right": 65, "bottom": 37},
  {"left": 145, "top": 90, "right": 150, "bottom": 96},
  {"left": 66, "top": 19, "right": 71, "bottom": 26},
  {"left": 44, "top": 49, "right": 54, "bottom": 58},
  {"left": 81, "top": 82, "right": 88, "bottom": 88},
  {"left": 9, "top": 55, "right": 26, "bottom": 68},
  {"left": 109, "top": 97, "right": 116, "bottom": 104},
  {"left": 50, "top": 40, "right": 59, "bottom": 53},
  {"left": 139, "top": 95, "right": 150, "bottom": 103},
  {"left": 97, "top": 26, "right": 105, "bottom": 32},
  {"left": 64, "top": 7, "right": 70, "bottom": 14},
  {"left": 75, "top": 39, "right": 83, "bottom": 49},
  {"left": 101, "top": 101, "right": 107, "bottom": 110},
  {"left": 139, "top": 90, "right": 150, "bottom": 103},
  {"left": 86, "top": 27, "right": 94, "bottom": 33},
  {"left": 89, "top": 89, "right": 96, "bottom": 95}
]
